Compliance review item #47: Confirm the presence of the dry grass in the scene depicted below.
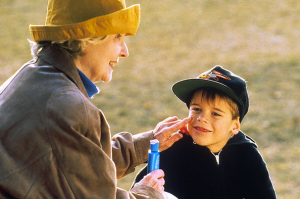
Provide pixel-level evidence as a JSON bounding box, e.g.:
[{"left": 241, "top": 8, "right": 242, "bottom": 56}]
[{"left": 1, "top": 0, "right": 300, "bottom": 198}]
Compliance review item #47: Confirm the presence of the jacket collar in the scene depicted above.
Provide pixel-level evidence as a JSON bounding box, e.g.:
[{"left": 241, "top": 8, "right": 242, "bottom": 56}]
[
  {"left": 37, "top": 44, "right": 89, "bottom": 99},
  {"left": 227, "top": 131, "right": 257, "bottom": 148}
]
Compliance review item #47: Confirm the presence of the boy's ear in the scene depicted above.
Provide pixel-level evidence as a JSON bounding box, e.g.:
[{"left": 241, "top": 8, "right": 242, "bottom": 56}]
[{"left": 232, "top": 118, "right": 241, "bottom": 135}]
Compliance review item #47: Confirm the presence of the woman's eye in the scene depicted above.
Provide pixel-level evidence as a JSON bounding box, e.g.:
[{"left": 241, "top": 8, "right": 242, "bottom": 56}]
[{"left": 115, "top": 34, "right": 121, "bottom": 38}]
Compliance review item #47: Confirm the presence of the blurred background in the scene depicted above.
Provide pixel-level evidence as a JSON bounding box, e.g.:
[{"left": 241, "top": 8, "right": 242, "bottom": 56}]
[{"left": 1, "top": 0, "right": 299, "bottom": 198}]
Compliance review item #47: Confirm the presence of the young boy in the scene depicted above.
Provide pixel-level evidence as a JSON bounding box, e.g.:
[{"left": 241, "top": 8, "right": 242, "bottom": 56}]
[{"left": 135, "top": 66, "right": 276, "bottom": 199}]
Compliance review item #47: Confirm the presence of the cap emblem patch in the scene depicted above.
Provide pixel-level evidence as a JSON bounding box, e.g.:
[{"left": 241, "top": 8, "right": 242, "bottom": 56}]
[{"left": 199, "top": 70, "right": 231, "bottom": 81}]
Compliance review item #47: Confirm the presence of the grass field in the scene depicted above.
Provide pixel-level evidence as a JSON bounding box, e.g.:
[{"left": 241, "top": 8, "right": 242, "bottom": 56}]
[{"left": 1, "top": 0, "right": 300, "bottom": 198}]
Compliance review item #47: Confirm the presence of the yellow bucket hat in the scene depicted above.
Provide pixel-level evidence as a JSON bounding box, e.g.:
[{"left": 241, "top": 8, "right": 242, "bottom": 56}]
[{"left": 29, "top": 0, "right": 140, "bottom": 42}]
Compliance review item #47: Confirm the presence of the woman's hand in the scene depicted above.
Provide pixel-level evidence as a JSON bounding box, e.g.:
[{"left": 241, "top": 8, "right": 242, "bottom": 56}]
[
  {"left": 153, "top": 116, "right": 191, "bottom": 152},
  {"left": 134, "top": 169, "right": 165, "bottom": 194}
]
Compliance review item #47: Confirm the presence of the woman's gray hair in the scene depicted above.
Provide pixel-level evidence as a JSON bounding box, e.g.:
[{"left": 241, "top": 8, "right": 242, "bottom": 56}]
[{"left": 29, "top": 36, "right": 109, "bottom": 59}]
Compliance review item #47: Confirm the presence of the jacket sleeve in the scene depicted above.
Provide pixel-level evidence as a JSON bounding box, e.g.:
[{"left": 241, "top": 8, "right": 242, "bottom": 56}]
[
  {"left": 244, "top": 147, "right": 277, "bottom": 199},
  {"left": 45, "top": 87, "right": 162, "bottom": 199},
  {"left": 112, "top": 131, "right": 154, "bottom": 178}
]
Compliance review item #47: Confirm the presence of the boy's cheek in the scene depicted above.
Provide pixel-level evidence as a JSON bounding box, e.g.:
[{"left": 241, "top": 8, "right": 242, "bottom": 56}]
[
  {"left": 188, "top": 110, "right": 192, "bottom": 117},
  {"left": 187, "top": 124, "right": 192, "bottom": 134}
]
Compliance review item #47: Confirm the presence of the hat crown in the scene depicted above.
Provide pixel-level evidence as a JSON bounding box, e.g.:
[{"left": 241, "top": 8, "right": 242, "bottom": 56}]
[
  {"left": 30, "top": 0, "right": 140, "bottom": 41},
  {"left": 199, "top": 66, "right": 249, "bottom": 121},
  {"left": 46, "top": 0, "right": 126, "bottom": 25}
]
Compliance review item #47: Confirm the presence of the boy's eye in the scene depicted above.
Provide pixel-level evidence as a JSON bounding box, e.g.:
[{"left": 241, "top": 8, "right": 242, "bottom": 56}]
[
  {"left": 115, "top": 34, "right": 122, "bottom": 38},
  {"left": 192, "top": 108, "right": 201, "bottom": 112},
  {"left": 212, "top": 112, "right": 221, "bottom": 116}
]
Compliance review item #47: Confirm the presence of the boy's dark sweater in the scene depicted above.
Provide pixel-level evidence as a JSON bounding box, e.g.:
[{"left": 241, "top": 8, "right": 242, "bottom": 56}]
[{"left": 134, "top": 132, "right": 276, "bottom": 199}]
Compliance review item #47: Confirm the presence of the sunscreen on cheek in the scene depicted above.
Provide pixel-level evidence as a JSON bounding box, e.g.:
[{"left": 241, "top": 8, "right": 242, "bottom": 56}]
[
  {"left": 147, "top": 139, "right": 160, "bottom": 173},
  {"left": 180, "top": 125, "right": 189, "bottom": 136}
]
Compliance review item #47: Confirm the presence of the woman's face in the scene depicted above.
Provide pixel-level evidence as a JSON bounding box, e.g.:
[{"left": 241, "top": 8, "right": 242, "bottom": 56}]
[
  {"left": 187, "top": 90, "right": 240, "bottom": 153},
  {"left": 76, "top": 34, "right": 129, "bottom": 83}
]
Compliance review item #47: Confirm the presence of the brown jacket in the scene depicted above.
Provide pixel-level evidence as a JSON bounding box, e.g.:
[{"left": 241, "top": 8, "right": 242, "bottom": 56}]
[{"left": 0, "top": 45, "right": 163, "bottom": 199}]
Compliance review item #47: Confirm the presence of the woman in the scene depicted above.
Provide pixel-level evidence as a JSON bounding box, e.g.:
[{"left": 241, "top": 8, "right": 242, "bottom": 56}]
[{"left": 0, "top": 0, "right": 190, "bottom": 198}]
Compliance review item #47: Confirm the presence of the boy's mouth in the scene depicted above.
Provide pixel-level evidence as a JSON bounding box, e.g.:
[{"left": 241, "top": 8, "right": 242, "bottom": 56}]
[{"left": 194, "top": 126, "right": 211, "bottom": 133}]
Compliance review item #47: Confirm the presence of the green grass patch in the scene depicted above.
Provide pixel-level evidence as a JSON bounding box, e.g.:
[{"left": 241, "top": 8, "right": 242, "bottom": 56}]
[{"left": 1, "top": 0, "right": 300, "bottom": 197}]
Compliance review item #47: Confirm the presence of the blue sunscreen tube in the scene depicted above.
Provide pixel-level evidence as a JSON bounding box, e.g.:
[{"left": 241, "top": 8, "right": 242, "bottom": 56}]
[{"left": 147, "top": 139, "right": 160, "bottom": 173}]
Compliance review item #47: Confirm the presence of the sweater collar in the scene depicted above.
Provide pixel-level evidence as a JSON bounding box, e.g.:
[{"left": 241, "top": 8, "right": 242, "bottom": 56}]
[{"left": 77, "top": 69, "right": 99, "bottom": 98}]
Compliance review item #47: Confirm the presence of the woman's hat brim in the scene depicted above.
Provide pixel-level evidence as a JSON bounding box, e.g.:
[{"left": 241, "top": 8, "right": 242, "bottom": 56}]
[
  {"left": 29, "top": 5, "right": 140, "bottom": 42},
  {"left": 172, "top": 78, "right": 243, "bottom": 107}
]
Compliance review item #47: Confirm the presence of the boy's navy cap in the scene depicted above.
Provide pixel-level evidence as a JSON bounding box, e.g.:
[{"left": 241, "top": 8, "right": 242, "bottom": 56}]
[{"left": 172, "top": 65, "right": 249, "bottom": 122}]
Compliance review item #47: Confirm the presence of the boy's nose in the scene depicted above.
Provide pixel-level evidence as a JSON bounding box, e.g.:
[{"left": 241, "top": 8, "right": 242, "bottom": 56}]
[{"left": 197, "top": 113, "right": 208, "bottom": 123}]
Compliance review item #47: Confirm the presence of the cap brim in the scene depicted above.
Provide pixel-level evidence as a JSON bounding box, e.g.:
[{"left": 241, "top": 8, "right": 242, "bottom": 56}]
[
  {"left": 29, "top": 5, "right": 140, "bottom": 41},
  {"left": 172, "top": 78, "right": 242, "bottom": 107}
]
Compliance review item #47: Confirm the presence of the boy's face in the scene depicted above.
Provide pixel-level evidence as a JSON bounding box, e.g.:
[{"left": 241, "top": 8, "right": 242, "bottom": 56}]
[{"left": 187, "top": 90, "right": 240, "bottom": 153}]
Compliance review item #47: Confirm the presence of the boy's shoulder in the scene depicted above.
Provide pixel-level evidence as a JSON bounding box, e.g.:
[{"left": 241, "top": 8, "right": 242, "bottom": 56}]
[
  {"left": 224, "top": 131, "right": 264, "bottom": 164},
  {"left": 226, "top": 131, "right": 257, "bottom": 148}
]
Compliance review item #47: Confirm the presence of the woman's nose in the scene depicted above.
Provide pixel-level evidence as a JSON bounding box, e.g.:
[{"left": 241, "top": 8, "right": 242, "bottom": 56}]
[{"left": 120, "top": 42, "right": 129, "bottom": 58}]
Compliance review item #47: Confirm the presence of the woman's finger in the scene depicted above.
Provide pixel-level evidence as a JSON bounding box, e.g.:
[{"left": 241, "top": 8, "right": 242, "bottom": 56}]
[{"left": 168, "top": 117, "right": 191, "bottom": 132}]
